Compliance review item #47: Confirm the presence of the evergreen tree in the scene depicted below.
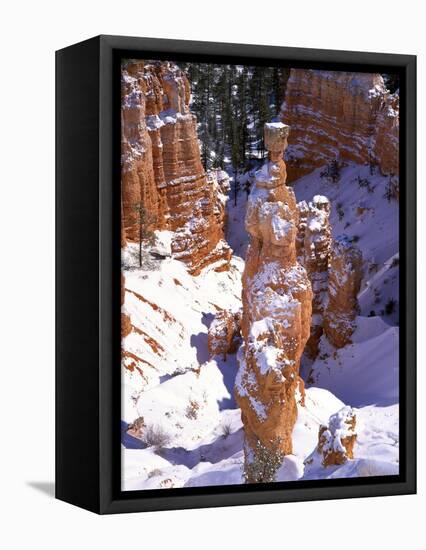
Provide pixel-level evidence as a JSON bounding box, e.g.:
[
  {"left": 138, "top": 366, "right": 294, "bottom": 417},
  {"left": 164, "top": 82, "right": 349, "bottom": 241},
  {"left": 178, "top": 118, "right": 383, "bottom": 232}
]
[
  {"left": 178, "top": 62, "right": 290, "bottom": 175},
  {"left": 129, "top": 203, "right": 157, "bottom": 268}
]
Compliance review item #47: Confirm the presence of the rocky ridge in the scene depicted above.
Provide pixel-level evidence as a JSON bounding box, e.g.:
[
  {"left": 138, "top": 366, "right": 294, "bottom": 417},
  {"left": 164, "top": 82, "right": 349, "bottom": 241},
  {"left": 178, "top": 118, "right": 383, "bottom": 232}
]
[{"left": 121, "top": 60, "right": 231, "bottom": 275}]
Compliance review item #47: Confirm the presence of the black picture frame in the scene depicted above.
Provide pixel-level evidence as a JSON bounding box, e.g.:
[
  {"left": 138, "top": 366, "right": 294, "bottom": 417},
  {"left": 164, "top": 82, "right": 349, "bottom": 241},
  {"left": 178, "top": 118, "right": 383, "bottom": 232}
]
[{"left": 56, "top": 34, "right": 416, "bottom": 514}]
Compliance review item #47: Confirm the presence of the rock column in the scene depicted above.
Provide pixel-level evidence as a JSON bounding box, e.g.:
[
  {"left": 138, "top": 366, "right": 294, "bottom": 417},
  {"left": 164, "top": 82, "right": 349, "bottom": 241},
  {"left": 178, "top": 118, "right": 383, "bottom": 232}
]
[
  {"left": 304, "top": 195, "right": 332, "bottom": 358},
  {"left": 324, "top": 235, "right": 363, "bottom": 348},
  {"left": 235, "top": 123, "right": 312, "bottom": 482}
]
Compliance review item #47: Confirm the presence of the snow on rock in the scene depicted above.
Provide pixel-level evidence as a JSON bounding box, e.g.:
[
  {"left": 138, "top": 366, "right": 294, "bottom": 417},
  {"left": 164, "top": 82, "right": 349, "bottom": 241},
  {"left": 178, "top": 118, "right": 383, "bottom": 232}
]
[
  {"left": 302, "top": 402, "right": 399, "bottom": 480},
  {"left": 296, "top": 200, "right": 309, "bottom": 260},
  {"left": 120, "top": 81, "right": 399, "bottom": 488},
  {"left": 121, "top": 248, "right": 244, "bottom": 422},
  {"left": 304, "top": 317, "right": 399, "bottom": 408},
  {"left": 281, "top": 69, "right": 399, "bottom": 182},
  {"left": 314, "top": 406, "right": 357, "bottom": 467},
  {"left": 121, "top": 60, "right": 231, "bottom": 275},
  {"left": 303, "top": 195, "right": 332, "bottom": 358},
  {"left": 323, "top": 235, "right": 363, "bottom": 348},
  {"left": 208, "top": 308, "right": 242, "bottom": 359},
  {"left": 236, "top": 122, "right": 313, "bottom": 478}
]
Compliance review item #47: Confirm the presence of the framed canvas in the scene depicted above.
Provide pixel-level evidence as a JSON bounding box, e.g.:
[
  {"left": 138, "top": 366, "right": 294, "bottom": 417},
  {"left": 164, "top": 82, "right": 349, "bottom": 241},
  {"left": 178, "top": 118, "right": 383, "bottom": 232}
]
[{"left": 56, "top": 35, "right": 416, "bottom": 514}]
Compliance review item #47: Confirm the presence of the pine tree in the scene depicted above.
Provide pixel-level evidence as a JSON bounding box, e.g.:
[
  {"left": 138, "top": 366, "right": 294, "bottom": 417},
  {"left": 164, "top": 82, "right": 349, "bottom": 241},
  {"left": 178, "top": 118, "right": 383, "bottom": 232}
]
[
  {"left": 178, "top": 62, "right": 290, "bottom": 175},
  {"left": 129, "top": 203, "right": 157, "bottom": 268}
]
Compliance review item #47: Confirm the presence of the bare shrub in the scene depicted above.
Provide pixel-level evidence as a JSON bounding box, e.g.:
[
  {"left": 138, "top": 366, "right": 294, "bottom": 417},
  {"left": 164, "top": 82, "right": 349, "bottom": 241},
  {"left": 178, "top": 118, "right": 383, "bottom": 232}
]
[
  {"left": 142, "top": 424, "right": 172, "bottom": 448},
  {"left": 221, "top": 422, "right": 233, "bottom": 438}
]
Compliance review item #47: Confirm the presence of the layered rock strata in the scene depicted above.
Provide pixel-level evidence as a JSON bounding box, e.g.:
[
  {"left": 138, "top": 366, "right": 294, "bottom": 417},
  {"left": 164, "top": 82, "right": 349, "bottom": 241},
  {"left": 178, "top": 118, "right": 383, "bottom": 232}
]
[
  {"left": 303, "top": 195, "right": 332, "bottom": 358},
  {"left": 324, "top": 236, "right": 363, "bottom": 348},
  {"left": 121, "top": 61, "right": 231, "bottom": 275},
  {"left": 235, "top": 122, "right": 313, "bottom": 480},
  {"left": 371, "top": 91, "right": 400, "bottom": 177},
  {"left": 281, "top": 69, "right": 399, "bottom": 182}
]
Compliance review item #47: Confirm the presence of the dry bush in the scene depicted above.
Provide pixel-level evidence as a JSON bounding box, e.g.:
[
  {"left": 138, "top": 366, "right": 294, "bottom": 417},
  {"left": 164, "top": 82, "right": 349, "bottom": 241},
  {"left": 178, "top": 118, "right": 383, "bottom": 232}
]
[
  {"left": 185, "top": 400, "right": 200, "bottom": 420},
  {"left": 221, "top": 422, "right": 233, "bottom": 439},
  {"left": 142, "top": 424, "right": 172, "bottom": 448}
]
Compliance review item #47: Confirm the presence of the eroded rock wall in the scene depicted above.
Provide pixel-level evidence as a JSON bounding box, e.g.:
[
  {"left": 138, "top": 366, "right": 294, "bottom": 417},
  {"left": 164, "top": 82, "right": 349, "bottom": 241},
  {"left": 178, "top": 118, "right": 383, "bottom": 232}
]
[
  {"left": 208, "top": 309, "right": 241, "bottom": 359},
  {"left": 324, "top": 236, "right": 363, "bottom": 348},
  {"left": 121, "top": 61, "right": 231, "bottom": 275},
  {"left": 281, "top": 69, "right": 399, "bottom": 182},
  {"left": 303, "top": 196, "right": 332, "bottom": 358},
  {"left": 235, "top": 123, "right": 312, "bottom": 480}
]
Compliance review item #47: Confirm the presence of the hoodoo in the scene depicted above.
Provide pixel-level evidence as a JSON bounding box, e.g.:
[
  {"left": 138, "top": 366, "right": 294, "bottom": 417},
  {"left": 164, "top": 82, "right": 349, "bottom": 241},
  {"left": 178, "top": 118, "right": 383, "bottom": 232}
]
[
  {"left": 324, "top": 235, "right": 363, "bottom": 348},
  {"left": 235, "top": 122, "right": 312, "bottom": 482},
  {"left": 303, "top": 195, "right": 332, "bottom": 358},
  {"left": 306, "top": 407, "right": 357, "bottom": 468}
]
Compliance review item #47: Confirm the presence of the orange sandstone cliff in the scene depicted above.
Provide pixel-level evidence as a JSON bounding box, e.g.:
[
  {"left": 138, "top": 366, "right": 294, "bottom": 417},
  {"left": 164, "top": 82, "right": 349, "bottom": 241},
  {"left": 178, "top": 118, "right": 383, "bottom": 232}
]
[
  {"left": 235, "top": 123, "right": 312, "bottom": 481},
  {"left": 281, "top": 70, "right": 399, "bottom": 183},
  {"left": 121, "top": 61, "right": 231, "bottom": 275}
]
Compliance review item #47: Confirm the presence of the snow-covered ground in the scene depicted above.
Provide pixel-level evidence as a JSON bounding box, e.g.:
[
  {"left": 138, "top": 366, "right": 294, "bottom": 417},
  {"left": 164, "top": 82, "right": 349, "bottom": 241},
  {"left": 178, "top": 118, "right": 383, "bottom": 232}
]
[{"left": 121, "top": 162, "right": 399, "bottom": 490}]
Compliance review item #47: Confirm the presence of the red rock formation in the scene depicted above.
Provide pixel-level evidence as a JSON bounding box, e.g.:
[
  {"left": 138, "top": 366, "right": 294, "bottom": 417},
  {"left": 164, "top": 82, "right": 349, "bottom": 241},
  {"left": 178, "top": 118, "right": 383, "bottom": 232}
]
[
  {"left": 324, "top": 235, "right": 363, "bottom": 348},
  {"left": 304, "top": 195, "right": 332, "bottom": 358},
  {"left": 372, "top": 91, "right": 399, "bottom": 177},
  {"left": 281, "top": 69, "right": 399, "bottom": 182},
  {"left": 208, "top": 309, "right": 241, "bottom": 359},
  {"left": 316, "top": 407, "right": 357, "bottom": 466},
  {"left": 296, "top": 200, "right": 309, "bottom": 262},
  {"left": 121, "top": 64, "right": 161, "bottom": 240},
  {"left": 127, "top": 416, "right": 146, "bottom": 440},
  {"left": 208, "top": 169, "right": 231, "bottom": 232},
  {"left": 235, "top": 123, "right": 312, "bottom": 480},
  {"left": 121, "top": 272, "right": 131, "bottom": 339},
  {"left": 121, "top": 61, "right": 231, "bottom": 275}
]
